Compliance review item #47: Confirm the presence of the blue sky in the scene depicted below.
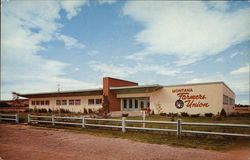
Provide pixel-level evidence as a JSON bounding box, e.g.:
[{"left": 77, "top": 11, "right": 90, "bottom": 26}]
[{"left": 1, "top": 0, "right": 249, "bottom": 104}]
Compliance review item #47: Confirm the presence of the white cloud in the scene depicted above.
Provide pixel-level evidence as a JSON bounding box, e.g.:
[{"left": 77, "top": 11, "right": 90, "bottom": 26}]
[
  {"left": 1, "top": 1, "right": 95, "bottom": 100},
  {"left": 74, "top": 67, "right": 80, "bottom": 71},
  {"left": 89, "top": 61, "right": 180, "bottom": 78},
  {"left": 123, "top": 1, "right": 250, "bottom": 65},
  {"left": 207, "top": 1, "right": 229, "bottom": 11},
  {"left": 57, "top": 34, "right": 85, "bottom": 49},
  {"left": 60, "top": 1, "right": 88, "bottom": 20},
  {"left": 230, "top": 52, "right": 239, "bottom": 58},
  {"left": 87, "top": 50, "right": 99, "bottom": 56},
  {"left": 215, "top": 57, "right": 224, "bottom": 63},
  {"left": 230, "top": 64, "right": 249, "bottom": 75},
  {"left": 98, "top": 0, "right": 116, "bottom": 4},
  {"left": 185, "top": 73, "right": 249, "bottom": 104}
]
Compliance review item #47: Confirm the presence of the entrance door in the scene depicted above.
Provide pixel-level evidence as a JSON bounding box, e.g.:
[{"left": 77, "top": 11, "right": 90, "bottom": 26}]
[{"left": 122, "top": 98, "right": 149, "bottom": 111}]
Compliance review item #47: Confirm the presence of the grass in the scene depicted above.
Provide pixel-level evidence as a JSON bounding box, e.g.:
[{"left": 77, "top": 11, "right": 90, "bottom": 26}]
[
  {"left": 12, "top": 112, "right": 248, "bottom": 151},
  {"left": 3, "top": 112, "right": 249, "bottom": 150},
  {"left": 31, "top": 123, "right": 250, "bottom": 151}
]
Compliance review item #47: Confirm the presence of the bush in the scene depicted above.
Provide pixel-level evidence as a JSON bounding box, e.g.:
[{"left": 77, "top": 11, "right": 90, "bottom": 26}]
[
  {"left": 59, "top": 108, "right": 70, "bottom": 113},
  {"left": 181, "top": 112, "right": 189, "bottom": 117},
  {"left": 84, "top": 108, "right": 88, "bottom": 114},
  {"left": 88, "top": 109, "right": 93, "bottom": 114},
  {"left": 220, "top": 108, "right": 227, "bottom": 117},
  {"left": 213, "top": 115, "right": 222, "bottom": 121},
  {"left": 190, "top": 114, "right": 200, "bottom": 117},
  {"left": 159, "top": 113, "right": 167, "bottom": 116},
  {"left": 24, "top": 108, "right": 30, "bottom": 113},
  {"left": 204, "top": 113, "right": 213, "bottom": 117},
  {"left": 122, "top": 113, "right": 129, "bottom": 117},
  {"left": 48, "top": 109, "right": 52, "bottom": 113},
  {"left": 151, "top": 110, "right": 155, "bottom": 115}
]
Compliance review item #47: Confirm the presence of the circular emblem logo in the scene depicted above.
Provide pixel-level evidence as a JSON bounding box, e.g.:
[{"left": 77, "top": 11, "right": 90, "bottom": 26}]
[{"left": 175, "top": 99, "right": 184, "bottom": 109}]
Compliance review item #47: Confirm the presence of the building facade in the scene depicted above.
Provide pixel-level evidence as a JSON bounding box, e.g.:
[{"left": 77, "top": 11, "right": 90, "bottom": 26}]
[{"left": 16, "top": 77, "right": 235, "bottom": 115}]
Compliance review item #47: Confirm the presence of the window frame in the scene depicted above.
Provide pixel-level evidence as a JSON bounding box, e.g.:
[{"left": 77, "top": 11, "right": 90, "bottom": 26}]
[{"left": 88, "top": 99, "right": 95, "bottom": 105}]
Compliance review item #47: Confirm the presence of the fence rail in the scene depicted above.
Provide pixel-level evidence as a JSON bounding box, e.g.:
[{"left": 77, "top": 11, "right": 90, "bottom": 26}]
[
  {"left": 0, "top": 114, "right": 19, "bottom": 123},
  {"left": 27, "top": 114, "right": 250, "bottom": 138}
]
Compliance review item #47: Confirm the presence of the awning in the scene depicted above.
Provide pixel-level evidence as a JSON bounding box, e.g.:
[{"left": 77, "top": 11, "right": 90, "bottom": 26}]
[{"left": 110, "top": 84, "right": 162, "bottom": 94}]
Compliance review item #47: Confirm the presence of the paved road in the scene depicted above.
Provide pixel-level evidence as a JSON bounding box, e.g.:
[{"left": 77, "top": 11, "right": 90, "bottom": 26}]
[{"left": 0, "top": 124, "right": 248, "bottom": 160}]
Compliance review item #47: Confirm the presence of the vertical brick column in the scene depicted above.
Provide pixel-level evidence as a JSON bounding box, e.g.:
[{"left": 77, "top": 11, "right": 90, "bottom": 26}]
[{"left": 103, "top": 77, "right": 138, "bottom": 112}]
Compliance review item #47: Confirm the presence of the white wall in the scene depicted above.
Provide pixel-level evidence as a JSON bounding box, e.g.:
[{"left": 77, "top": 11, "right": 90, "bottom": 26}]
[
  {"left": 29, "top": 95, "right": 103, "bottom": 113},
  {"left": 222, "top": 85, "right": 235, "bottom": 115},
  {"left": 150, "top": 83, "right": 224, "bottom": 115}
]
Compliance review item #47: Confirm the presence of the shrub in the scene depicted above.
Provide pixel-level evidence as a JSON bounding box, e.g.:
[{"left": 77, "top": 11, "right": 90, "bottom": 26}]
[
  {"left": 181, "top": 112, "right": 189, "bottom": 117},
  {"left": 24, "top": 108, "right": 30, "bottom": 113},
  {"left": 220, "top": 108, "right": 227, "bottom": 117},
  {"left": 159, "top": 113, "right": 167, "bottom": 116},
  {"left": 204, "top": 113, "right": 213, "bottom": 117},
  {"left": 59, "top": 108, "right": 70, "bottom": 113},
  {"left": 48, "top": 109, "right": 52, "bottom": 113},
  {"left": 190, "top": 114, "right": 200, "bottom": 117},
  {"left": 84, "top": 108, "right": 88, "bottom": 114},
  {"left": 151, "top": 110, "right": 155, "bottom": 115},
  {"left": 213, "top": 115, "right": 222, "bottom": 121},
  {"left": 170, "top": 115, "right": 175, "bottom": 121},
  {"left": 88, "top": 109, "right": 93, "bottom": 114},
  {"left": 122, "top": 113, "right": 129, "bottom": 117}
]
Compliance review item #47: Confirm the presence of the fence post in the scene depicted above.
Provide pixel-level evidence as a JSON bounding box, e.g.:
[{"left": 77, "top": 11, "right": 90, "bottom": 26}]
[
  {"left": 52, "top": 115, "right": 55, "bottom": 126},
  {"left": 177, "top": 119, "right": 182, "bottom": 138},
  {"left": 82, "top": 116, "right": 85, "bottom": 128},
  {"left": 122, "top": 117, "right": 126, "bottom": 133},
  {"left": 142, "top": 111, "right": 146, "bottom": 128},
  {"left": 15, "top": 114, "right": 19, "bottom": 123},
  {"left": 28, "top": 114, "right": 30, "bottom": 124}
]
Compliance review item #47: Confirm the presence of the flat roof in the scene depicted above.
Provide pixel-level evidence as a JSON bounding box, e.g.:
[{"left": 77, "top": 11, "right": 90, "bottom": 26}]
[
  {"left": 17, "top": 88, "right": 103, "bottom": 98},
  {"left": 16, "top": 81, "right": 234, "bottom": 98},
  {"left": 110, "top": 84, "right": 163, "bottom": 94},
  {"left": 163, "top": 81, "right": 234, "bottom": 94}
]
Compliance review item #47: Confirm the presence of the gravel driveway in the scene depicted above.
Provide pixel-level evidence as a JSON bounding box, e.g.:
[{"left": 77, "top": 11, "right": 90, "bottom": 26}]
[{"left": 0, "top": 124, "right": 248, "bottom": 160}]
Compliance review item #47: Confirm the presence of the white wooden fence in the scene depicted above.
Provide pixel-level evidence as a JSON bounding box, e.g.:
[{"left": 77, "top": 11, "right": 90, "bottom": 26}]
[
  {"left": 0, "top": 114, "right": 19, "bottom": 123},
  {"left": 27, "top": 114, "right": 250, "bottom": 138}
]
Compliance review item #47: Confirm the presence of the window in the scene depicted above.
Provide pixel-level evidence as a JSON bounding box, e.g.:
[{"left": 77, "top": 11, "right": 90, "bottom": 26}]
[
  {"left": 229, "top": 98, "right": 235, "bottom": 105},
  {"left": 69, "top": 100, "right": 74, "bottom": 105},
  {"left": 135, "top": 100, "right": 138, "bottom": 108},
  {"left": 88, "top": 99, "right": 95, "bottom": 105},
  {"left": 129, "top": 99, "right": 133, "bottom": 108},
  {"left": 75, "top": 99, "right": 81, "bottom": 105},
  {"left": 32, "top": 101, "right": 36, "bottom": 105},
  {"left": 140, "top": 101, "right": 144, "bottom": 108},
  {"left": 223, "top": 95, "right": 229, "bottom": 104},
  {"left": 96, "top": 98, "right": 102, "bottom": 104},
  {"left": 41, "top": 100, "right": 45, "bottom": 105},
  {"left": 45, "top": 100, "right": 49, "bottom": 105},
  {"left": 123, "top": 99, "right": 127, "bottom": 108},
  {"left": 36, "top": 101, "right": 40, "bottom": 105},
  {"left": 62, "top": 100, "right": 67, "bottom": 105},
  {"left": 56, "top": 100, "right": 61, "bottom": 105}
]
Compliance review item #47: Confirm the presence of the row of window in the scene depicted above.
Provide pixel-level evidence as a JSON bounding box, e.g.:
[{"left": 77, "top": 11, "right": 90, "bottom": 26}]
[
  {"left": 56, "top": 99, "right": 81, "bottom": 105},
  {"left": 31, "top": 99, "right": 102, "bottom": 106},
  {"left": 88, "top": 99, "right": 102, "bottom": 105},
  {"left": 31, "top": 100, "right": 50, "bottom": 106},
  {"left": 223, "top": 95, "right": 235, "bottom": 105}
]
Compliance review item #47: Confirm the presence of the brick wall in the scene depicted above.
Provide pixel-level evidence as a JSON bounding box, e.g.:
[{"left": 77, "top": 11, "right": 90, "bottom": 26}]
[{"left": 103, "top": 77, "right": 138, "bottom": 111}]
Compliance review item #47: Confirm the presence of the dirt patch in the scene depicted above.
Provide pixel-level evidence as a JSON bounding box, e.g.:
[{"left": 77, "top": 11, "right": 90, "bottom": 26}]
[{"left": 0, "top": 124, "right": 249, "bottom": 160}]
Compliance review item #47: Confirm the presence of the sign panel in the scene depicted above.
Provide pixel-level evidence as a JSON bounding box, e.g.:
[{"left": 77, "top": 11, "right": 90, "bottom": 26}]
[{"left": 172, "top": 88, "right": 209, "bottom": 109}]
